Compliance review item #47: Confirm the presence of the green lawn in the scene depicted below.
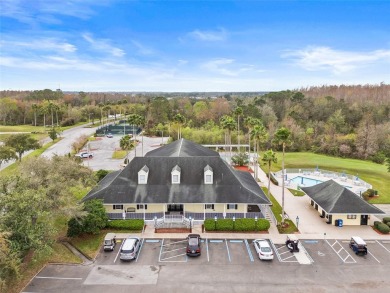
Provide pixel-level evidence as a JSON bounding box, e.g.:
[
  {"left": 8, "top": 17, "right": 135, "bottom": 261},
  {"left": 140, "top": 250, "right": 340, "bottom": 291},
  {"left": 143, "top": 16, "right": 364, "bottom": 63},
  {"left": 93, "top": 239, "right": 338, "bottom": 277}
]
[{"left": 263, "top": 152, "right": 390, "bottom": 204}]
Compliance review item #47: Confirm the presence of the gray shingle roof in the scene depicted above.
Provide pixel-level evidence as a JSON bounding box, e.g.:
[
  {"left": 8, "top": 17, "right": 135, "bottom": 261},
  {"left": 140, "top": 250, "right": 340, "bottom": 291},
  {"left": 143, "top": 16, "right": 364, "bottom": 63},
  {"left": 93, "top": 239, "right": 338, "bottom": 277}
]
[
  {"left": 146, "top": 138, "right": 219, "bottom": 157},
  {"left": 301, "top": 180, "right": 384, "bottom": 214},
  {"left": 83, "top": 139, "right": 270, "bottom": 205}
]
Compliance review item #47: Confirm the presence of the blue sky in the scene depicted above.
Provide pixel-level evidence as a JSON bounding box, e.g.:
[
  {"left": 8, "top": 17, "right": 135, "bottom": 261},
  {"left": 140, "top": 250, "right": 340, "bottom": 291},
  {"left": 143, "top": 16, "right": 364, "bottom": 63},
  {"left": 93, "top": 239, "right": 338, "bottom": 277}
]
[{"left": 0, "top": 0, "right": 389, "bottom": 92}]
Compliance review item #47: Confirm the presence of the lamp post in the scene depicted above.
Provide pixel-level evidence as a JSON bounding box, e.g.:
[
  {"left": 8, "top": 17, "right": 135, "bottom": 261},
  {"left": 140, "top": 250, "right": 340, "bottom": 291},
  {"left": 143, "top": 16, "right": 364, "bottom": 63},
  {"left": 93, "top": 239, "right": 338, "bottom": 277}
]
[
  {"left": 233, "top": 216, "right": 236, "bottom": 231},
  {"left": 214, "top": 215, "right": 217, "bottom": 230},
  {"left": 189, "top": 216, "right": 192, "bottom": 230},
  {"left": 154, "top": 216, "right": 157, "bottom": 228},
  {"left": 255, "top": 216, "right": 258, "bottom": 231},
  {"left": 296, "top": 216, "right": 299, "bottom": 230}
]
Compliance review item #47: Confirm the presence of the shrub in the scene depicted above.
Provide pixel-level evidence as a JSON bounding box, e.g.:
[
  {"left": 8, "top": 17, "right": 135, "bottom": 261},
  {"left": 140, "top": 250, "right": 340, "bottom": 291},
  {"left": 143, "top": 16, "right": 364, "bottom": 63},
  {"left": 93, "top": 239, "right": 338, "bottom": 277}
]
[
  {"left": 377, "top": 222, "right": 390, "bottom": 234},
  {"left": 370, "top": 152, "right": 386, "bottom": 164},
  {"left": 61, "top": 118, "right": 76, "bottom": 127},
  {"left": 204, "top": 218, "right": 269, "bottom": 232},
  {"left": 96, "top": 169, "right": 109, "bottom": 181},
  {"left": 107, "top": 219, "right": 144, "bottom": 231},
  {"left": 382, "top": 217, "right": 390, "bottom": 224},
  {"left": 374, "top": 221, "right": 381, "bottom": 229}
]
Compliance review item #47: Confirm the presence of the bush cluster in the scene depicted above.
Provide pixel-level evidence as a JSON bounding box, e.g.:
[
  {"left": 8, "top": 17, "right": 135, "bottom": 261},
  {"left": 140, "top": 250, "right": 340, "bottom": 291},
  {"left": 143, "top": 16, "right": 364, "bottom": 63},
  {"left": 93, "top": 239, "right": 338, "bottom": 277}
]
[
  {"left": 204, "top": 218, "right": 270, "bottom": 232},
  {"left": 106, "top": 219, "right": 144, "bottom": 231},
  {"left": 374, "top": 217, "right": 390, "bottom": 234}
]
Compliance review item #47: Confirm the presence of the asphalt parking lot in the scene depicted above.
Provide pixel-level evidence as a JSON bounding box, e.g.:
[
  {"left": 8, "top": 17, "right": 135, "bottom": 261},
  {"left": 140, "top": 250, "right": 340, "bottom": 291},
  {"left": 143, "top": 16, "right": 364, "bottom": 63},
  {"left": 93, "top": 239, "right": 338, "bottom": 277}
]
[{"left": 23, "top": 237, "right": 390, "bottom": 292}]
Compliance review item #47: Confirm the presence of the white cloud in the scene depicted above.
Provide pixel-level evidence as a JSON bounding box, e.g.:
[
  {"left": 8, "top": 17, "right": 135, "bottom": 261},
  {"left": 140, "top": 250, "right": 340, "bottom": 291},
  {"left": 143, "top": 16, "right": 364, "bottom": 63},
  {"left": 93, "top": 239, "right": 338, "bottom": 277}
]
[
  {"left": 282, "top": 46, "right": 390, "bottom": 74},
  {"left": 188, "top": 28, "right": 227, "bottom": 41},
  {"left": 178, "top": 59, "right": 188, "bottom": 66},
  {"left": 201, "top": 59, "right": 260, "bottom": 76},
  {"left": 82, "top": 33, "right": 125, "bottom": 57},
  {"left": 0, "top": 39, "right": 77, "bottom": 53},
  {"left": 131, "top": 40, "right": 154, "bottom": 55},
  {"left": 0, "top": 0, "right": 110, "bottom": 24}
]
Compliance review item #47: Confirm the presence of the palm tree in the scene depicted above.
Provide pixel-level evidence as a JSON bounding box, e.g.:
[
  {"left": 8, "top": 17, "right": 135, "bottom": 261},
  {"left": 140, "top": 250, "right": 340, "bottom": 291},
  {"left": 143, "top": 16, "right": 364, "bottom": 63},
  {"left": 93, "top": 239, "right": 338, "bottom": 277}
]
[
  {"left": 120, "top": 135, "right": 134, "bottom": 163},
  {"left": 274, "top": 127, "right": 292, "bottom": 225},
  {"left": 220, "top": 115, "right": 236, "bottom": 159},
  {"left": 262, "top": 149, "right": 278, "bottom": 198},
  {"left": 234, "top": 107, "right": 243, "bottom": 151},
  {"left": 250, "top": 122, "right": 268, "bottom": 179},
  {"left": 31, "top": 103, "right": 38, "bottom": 126},
  {"left": 173, "top": 113, "right": 186, "bottom": 140},
  {"left": 244, "top": 117, "right": 260, "bottom": 157},
  {"left": 128, "top": 114, "right": 143, "bottom": 157}
]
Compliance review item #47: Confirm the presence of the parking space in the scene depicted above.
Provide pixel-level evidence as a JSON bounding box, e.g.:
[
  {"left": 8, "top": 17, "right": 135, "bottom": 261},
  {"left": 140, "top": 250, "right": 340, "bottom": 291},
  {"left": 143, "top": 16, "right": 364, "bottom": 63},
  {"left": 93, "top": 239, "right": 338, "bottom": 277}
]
[
  {"left": 207, "top": 239, "right": 231, "bottom": 265},
  {"left": 94, "top": 237, "right": 390, "bottom": 268},
  {"left": 271, "top": 241, "right": 299, "bottom": 263},
  {"left": 303, "top": 240, "right": 343, "bottom": 265},
  {"left": 136, "top": 239, "right": 161, "bottom": 265},
  {"left": 226, "top": 239, "right": 254, "bottom": 264},
  {"left": 159, "top": 238, "right": 188, "bottom": 262}
]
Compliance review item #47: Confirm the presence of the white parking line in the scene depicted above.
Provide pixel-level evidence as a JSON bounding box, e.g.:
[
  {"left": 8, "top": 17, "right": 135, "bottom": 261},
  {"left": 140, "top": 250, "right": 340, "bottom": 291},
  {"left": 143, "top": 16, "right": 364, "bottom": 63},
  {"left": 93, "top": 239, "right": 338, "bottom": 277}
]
[
  {"left": 161, "top": 247, "right": 186, "bottom": 254},
  {"left": 136, "top": 238, "right": 144, "bottom": 262},
  {"left": 158, "top": 239, "right": 165, "bottom": 262},
  {"left": 325, "top": 240, "right": 356, "bottom": 264},
  {"left": 161, "top": 239, "right": 187, "bottom": 247},
  {"left": 244, "top": 239, "right": 254, "bottom": 262},
  {"left": 225, "top": 239, "right": 231, "bottom": 262},
  {"left": 35, "top": 277, "right": 82, "bottom": 280},
  {"left": 376, "top": 240, "right": 390, "bottom": 253},
  {"left": 160, "top": 253, "right": 188, "bottom": 261},
  {"left": 368, "top": 251, "right": 380, "bottom": 263},
  {"left": 114, "top": 241, "right": 125, "bottom": 263},
  {"left": 206, "top": 238, "right": 210, "bottom": 262},
  {"left": 269, "top": 240, "right": 282, "bottom": 262}
]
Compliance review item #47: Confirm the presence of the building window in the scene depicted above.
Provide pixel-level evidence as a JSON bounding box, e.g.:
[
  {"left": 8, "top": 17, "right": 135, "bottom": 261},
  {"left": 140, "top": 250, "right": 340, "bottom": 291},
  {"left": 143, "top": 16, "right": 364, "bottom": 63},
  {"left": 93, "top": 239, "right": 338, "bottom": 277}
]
[
  {"left": 137, "top": 204, "right": 148, "bottom": 210},
  {"left": 113, "top": 205, "right": 123, "bottom": 210},
  {"left": 172, "top": 174, "right": 179, "bottom": 183},
  {"left": 204, "top": 165, "right": 213, "bottom": 184},
  {"left": 347, "top": 215, "right": 357, "bottom": 219},
  {"left": 227, "top": 204, "right": 237, "bottom": 210},
  {"left": 205, "top": 204, "right": 214, "bottom": 210}
]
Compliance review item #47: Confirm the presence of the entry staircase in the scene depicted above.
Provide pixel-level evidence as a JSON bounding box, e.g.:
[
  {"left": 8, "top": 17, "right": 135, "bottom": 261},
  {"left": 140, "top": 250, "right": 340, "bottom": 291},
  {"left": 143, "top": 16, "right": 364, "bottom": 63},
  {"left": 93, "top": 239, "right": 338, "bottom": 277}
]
[{"left": 154, "top": 215, "right": 192, "bottom": 229}]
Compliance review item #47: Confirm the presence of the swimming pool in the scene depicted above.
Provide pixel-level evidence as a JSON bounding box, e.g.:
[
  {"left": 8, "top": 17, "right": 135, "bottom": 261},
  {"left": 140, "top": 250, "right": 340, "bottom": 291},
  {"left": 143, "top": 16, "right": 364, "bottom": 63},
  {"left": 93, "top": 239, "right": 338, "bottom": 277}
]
[
  {"left": 290, "top": 176, "right": 323, "bottom": 186},
  {"left": 290, "top": 176, "right": 353, "bottom": 189}
]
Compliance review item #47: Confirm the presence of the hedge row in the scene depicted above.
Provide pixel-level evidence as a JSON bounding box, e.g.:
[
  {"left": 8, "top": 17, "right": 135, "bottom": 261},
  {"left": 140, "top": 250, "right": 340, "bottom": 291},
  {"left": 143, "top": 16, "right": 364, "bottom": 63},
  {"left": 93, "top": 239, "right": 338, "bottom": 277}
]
[
  {"left": 383, "top": 217, "right": 390, "bottom": 224},
  {"left": 107, "top": 219, "right": 144, "bottom": 231},
  {"left": 204, "top": 218, "right": 270, "bottom": 232},
  {"left": 374, "top": 220, "right": 390, "bottom": 234}
]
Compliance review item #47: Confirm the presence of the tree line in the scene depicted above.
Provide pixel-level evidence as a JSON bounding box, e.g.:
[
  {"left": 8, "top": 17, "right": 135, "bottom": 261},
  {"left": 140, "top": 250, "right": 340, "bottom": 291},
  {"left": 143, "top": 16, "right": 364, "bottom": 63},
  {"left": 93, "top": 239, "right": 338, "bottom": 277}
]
[{"left": 1, "top": 85, "right": 389, "bottom": 163}]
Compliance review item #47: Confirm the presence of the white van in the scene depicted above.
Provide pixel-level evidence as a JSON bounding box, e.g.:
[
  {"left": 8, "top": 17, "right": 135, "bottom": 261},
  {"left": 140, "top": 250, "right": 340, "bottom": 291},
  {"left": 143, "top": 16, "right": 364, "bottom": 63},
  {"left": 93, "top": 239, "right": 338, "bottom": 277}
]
[{"left": 120, "top": 237, "right": 141, "bottom": 261}]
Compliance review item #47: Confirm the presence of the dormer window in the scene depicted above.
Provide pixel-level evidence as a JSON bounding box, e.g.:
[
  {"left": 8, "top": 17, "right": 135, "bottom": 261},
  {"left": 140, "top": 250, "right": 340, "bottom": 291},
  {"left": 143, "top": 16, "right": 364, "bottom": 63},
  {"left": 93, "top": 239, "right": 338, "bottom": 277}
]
[
  {"left": 138, "top": 165, "right": 149, "bottom": 184},
  {"left": 171, "top": 165, "right": 181, "bottom": 184},
  {"left": 204, "top": 165, "right": 213, "bottom": 184}
]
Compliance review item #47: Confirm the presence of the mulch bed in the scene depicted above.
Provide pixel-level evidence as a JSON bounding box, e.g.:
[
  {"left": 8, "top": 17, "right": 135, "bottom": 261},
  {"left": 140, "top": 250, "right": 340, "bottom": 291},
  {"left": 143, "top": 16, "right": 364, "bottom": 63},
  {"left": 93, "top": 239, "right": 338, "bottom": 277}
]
[{"left": 233, "top": 166, "right": 254, "bottom": 173}]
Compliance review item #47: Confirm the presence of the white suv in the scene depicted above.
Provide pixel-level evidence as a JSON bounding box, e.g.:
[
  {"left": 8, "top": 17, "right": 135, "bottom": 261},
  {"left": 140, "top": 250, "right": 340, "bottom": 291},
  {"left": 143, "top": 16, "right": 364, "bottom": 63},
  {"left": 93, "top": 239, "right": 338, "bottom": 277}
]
[
  {"left": 120, "top": 237, "right": 141, "bottom": 261},
  {"left": 76, "top": 152, "right": 94, "bottom": 158}
]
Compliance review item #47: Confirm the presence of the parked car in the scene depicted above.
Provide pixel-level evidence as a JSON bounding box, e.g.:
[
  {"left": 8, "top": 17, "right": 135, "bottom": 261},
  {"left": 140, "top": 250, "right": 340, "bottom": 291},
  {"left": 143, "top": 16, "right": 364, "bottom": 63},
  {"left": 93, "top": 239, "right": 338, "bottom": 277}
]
[
  {"left": 186, "top": 234, "right": 201, "bottom": 256},
  {"left": 76, "top": 152, "right": 94, "bottom": 158},
  {"left": 103, "top": 233, "right": 116, "bottom": 251},
  {"left": 253, "top": 239, "right": 274, "bottom": 260},
  {"left": 120, "top": 237, "right": 141, "bottom": 261},
  {"left": 106, "top": 133, "right": 113, "bottom": 138},
  {"left": 349, "top": 236, "right": 367, "bottom": 255}
]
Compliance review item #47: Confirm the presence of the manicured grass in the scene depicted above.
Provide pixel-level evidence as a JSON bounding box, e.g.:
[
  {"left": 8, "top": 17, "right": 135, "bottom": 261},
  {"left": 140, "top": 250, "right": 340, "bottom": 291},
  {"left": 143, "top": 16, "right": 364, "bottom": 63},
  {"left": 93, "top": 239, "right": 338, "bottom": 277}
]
[
  {"left": 288, "top": 188, "right": 305, "bottom": 196},
  {"left": 49, "top": 242, "right": 83, "bottom": 264},
  {"left": 277, "top": 219, "right": 298, "bottom": 234},
  {"left": 265, "top": 152, "right": 390, "bottom": 204},
  {"left": 262, "top": 187, "right": 282, "bottom": 223},
  {"left": 0, "top": 125, "right": 46, "bottom": 132},
  {"left": 112, "top": 150, "right": 127, "bottom": 159}
]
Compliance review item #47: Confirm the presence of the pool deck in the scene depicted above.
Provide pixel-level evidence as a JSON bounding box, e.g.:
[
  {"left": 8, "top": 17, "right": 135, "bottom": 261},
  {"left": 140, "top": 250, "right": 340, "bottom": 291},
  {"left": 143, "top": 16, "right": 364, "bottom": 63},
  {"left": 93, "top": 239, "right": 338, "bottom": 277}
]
[{"left": 275, "top": 170, "right": 371, "bottom": 195}]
